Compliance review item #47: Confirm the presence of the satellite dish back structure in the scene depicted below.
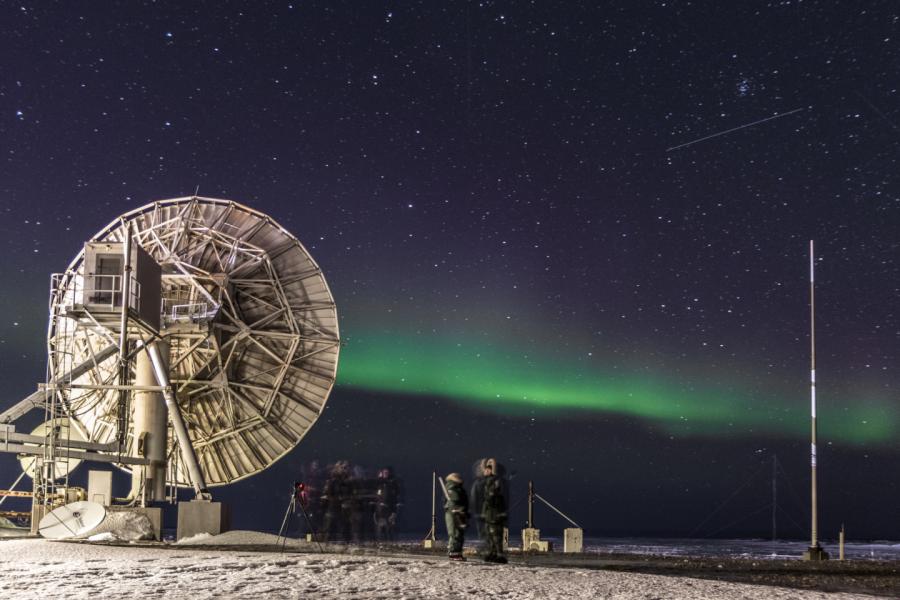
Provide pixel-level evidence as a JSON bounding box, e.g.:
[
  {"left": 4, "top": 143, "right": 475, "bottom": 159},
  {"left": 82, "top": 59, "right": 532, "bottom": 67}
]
[
  {"left": 48, "top": 197, "right": 340, "bottom": 487},
  {"left": 38, "top": 500, "right": 106, "bottom": 539},
  {"left": 19, "top": 418, "right": 86, "bottom": 479}
]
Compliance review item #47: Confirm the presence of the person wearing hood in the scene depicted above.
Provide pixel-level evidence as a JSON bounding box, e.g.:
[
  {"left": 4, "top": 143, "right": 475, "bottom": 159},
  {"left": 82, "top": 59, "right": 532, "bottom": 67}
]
[
  {"left": 444, "top": 472, "right": 469, "bottom": 561},
  {"left": 480, "top": 461, "right": 508, "bottom": 563}
]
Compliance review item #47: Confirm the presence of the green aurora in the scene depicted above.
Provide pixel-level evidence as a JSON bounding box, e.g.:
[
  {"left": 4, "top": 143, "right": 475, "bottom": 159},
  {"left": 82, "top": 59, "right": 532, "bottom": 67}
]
[{"left": 337, "top": 331, "right": 896, "bottom": 445}]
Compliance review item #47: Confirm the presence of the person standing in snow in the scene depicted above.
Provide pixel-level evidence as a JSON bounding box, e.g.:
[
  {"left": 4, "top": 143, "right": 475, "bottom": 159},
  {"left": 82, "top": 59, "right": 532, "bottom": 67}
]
[
  {"left": 480, "top": 462, "right": 508, "bottom": 563},
  {"left": 374, "top": 466, "right": 402, "bottom": 542},
  {"left": 469, "top": 459, "right": 488, "bottom": 545},
  {"left": 444, "top": 472, "right": 469, "bottom": 561}
]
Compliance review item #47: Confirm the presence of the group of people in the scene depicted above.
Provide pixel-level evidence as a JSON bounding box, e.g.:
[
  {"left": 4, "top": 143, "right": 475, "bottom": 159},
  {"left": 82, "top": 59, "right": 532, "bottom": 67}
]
[
  {"left": 289, "top": 456, "right": 508, "bottom": 562},
  {"left": 444, "top": 458, "right": 508, "bottom": 563},
  {"left": 294, "top": 460, "right": 403, "bottom": 543}
]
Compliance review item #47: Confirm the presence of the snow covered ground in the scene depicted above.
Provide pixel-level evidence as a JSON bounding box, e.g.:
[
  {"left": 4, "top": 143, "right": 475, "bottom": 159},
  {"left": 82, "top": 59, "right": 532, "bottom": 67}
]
[{"left": 0, "top": 533, "right": 879, "bottom": 599}]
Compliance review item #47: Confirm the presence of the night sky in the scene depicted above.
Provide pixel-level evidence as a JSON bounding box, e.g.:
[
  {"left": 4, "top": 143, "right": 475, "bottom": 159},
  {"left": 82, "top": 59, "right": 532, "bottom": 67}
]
[{"left": 1, "top": 2, "right": 898, "bottom": 541}]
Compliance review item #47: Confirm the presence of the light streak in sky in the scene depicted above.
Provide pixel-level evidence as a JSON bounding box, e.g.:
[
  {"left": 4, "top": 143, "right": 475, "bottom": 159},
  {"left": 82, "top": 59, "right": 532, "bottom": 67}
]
[{"left": 666, "top": 107, "right": 807, "bottom": 152}]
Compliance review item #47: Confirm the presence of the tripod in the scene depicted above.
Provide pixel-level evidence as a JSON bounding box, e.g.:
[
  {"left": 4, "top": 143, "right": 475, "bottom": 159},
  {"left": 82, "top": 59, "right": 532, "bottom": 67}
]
[{"left": 276, "top": 488, "right": 323, "bottom": 553}]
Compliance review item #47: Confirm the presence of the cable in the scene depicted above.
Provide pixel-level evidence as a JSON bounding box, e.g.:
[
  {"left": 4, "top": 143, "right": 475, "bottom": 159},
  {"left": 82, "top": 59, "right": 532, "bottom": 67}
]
[
  {"left": 688, "top": 460, "right": 768, "bottom": 538},
  {"left": 776, "top": 503, "right": 805, "bottom": 535},
  {"left": 704, "top": 502, "right": 774, "bottom": 538},
  {"left": 776, "top": 458, "right": 810, "bottom": 519}
]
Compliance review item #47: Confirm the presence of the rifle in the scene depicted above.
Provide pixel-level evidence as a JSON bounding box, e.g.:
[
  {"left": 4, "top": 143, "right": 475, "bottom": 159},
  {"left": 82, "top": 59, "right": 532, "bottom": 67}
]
[{"left": 438, "top": 476, "right": 468, "bottom": 529}]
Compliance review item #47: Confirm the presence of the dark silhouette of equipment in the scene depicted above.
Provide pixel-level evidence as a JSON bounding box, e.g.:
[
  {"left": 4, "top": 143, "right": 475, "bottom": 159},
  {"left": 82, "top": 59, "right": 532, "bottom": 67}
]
[{"left": 277, "top": 481, "right": 322, "bottom": 552}]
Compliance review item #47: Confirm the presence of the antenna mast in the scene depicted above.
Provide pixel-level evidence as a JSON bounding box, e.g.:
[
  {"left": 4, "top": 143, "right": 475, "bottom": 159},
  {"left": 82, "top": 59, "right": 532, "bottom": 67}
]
[
  {"left": 804, "top": 240, "right": 828, "bottom": 560},
  {"left": 810, "top": 239, "right": 817, "bottom": 547}
]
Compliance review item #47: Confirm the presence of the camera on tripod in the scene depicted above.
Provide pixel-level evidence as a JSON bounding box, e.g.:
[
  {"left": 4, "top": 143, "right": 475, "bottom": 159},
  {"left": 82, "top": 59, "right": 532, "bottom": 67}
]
[
  {"left": 277, "top": 480, "right": 322, "bottom": 550},
  {"left": 293, "top": 481, "right": 308, "bottom": 505}
]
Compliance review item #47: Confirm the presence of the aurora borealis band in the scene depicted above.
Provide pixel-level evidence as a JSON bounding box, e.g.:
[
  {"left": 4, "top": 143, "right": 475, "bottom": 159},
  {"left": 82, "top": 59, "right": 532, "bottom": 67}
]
[{"left": 338, "top": 329, "right": 897, "bottom": 445}]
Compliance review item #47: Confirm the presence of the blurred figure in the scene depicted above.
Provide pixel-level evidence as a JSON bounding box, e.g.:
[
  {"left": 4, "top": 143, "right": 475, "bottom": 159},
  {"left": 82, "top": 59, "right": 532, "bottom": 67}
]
[
  {"left": 471, "top": 457, "right": 509, "bottom": 547},
  {"left": 310, "top": 460, "right": 405, "bottom": 544},
  {"left": 347, "top": 463, "right": 367, "bottom": 543},
  {"left": 320, "top": 460, "right": 352, "bottom": 541},
  {"left": 444, "top": 472, "right": 469, "bottom": 561},
  {"left": 480, "top": 461, "right": 508, "bottom": 563},
  {"left": 373, "top": 466, "right": 402, "bottom": 542},
  {"left": 470, "top": 459, "right": 489, "bottom": 544},
  {"left": 300, "top": 460, "right": 325, "bottom": 534}
]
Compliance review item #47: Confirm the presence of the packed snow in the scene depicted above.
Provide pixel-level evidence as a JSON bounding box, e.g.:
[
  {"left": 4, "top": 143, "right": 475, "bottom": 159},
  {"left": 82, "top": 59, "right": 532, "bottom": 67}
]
[
  {"left": 175, "top": 532, "right": 214, "bottom": 544},
  {"left": 176, "top": 529, "right": 279, "bottom": 545},
  {"left": 0, "top": 534, "right": 877, "bottom": 599},
  {"left": 80, "top": 510, "right": 155, "bottom": 542}
]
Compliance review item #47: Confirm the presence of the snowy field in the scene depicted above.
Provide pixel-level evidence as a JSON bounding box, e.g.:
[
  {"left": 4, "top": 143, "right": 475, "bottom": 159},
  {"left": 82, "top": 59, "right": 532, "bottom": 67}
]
[{"left": 0, "top": 532, "right": 879, "bottom": 599}]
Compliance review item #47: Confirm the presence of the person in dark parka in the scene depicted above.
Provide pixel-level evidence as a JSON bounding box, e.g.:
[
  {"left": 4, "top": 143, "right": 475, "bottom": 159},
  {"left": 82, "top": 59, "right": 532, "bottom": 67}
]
[
  {"left": 444, "top": 472, "right": 469, "bottom": 561},
  {"left": 480, "top": 462, "right": 508, "bottom": 563}
]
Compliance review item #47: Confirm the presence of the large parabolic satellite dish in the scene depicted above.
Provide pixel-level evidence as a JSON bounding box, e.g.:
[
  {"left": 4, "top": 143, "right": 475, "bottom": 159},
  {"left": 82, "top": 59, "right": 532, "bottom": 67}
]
[{"left": 49, "top": 197, "right": 340, "bottom": 487}]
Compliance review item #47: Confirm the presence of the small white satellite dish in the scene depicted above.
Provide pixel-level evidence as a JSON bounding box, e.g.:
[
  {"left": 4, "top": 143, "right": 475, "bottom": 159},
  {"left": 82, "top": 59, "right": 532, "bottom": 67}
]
[
  {"left": 19, "top": 418, "right": 86, "bottom": 479},
  {"left": 38, "top": 501, "right": 106, "bottom": 539}
]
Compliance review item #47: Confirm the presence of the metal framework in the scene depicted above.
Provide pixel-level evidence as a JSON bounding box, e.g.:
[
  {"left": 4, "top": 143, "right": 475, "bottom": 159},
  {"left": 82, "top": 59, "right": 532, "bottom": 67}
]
[{"left": 45, "top": 197, "right": 340, "bottom": 488}]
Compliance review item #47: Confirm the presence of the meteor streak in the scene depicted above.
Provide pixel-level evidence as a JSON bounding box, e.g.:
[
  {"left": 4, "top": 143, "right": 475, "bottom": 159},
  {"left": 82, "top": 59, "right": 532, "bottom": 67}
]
[{"left": 666, "top": 107, "right": 807, "bottom": 152}]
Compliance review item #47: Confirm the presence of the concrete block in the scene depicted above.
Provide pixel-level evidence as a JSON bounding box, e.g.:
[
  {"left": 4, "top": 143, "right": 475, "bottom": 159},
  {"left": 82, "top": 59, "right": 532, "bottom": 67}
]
[
  {"left": 109, "top": 506, "right": 163, "bottom": 541},
  {"left": 563, "top": 528, "right": 583, "bottom": 553},
  {"left": 521, "top": 527, "right": 541, "bottom": 550},
  {"left": 521, "top": 527, "right": 552, "bottom": 552},
  {"left": 176, "top": 500, "right": 229, "bottom": 541},
  {"left": 30, "top": 503, "right": 48, "bottom": 535},
  {"left": 803, "top": 546, "right": 830, "bottom": 561}
]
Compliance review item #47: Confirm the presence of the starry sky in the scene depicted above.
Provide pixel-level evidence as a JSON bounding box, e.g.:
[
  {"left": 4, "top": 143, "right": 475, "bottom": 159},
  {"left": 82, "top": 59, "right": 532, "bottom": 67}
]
[{"left": 0, "top": 2, "right": 898, "bottom": 541}]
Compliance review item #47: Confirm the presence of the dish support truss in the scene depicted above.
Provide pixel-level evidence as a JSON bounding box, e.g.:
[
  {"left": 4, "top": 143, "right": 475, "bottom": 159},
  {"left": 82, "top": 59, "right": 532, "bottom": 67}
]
[{"left": 45, "top": 197, "right": 340, "bottom": 491}]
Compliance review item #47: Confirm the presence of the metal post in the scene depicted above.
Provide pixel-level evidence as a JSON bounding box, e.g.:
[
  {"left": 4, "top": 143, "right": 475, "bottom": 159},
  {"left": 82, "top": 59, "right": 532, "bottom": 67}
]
[
  {"left": 810, "top": 239, "right": 818, "bottom": 551},
  {"left": 117, "top": 225, "right": 133, "bottom": 450},
  {"left": 144, "top": 341, "right": 210, "bottom": 499},
  {"left": 804, "top": 240, "right": 827, "bottom": 561},
  {"left": 839, "top": 524, "right": 845, "bottom": 561},
  {"left": 430, "top": 471, "right": 436, "bottom": 541},
  {"left": 528, "top": 480, "right": 534, "bottom": 529},
  {"left": 423, "top": 471, "right": 438, "bottom": 548},
  {"left": 772, "top": 454, "right": 777, "bottom": 541}
]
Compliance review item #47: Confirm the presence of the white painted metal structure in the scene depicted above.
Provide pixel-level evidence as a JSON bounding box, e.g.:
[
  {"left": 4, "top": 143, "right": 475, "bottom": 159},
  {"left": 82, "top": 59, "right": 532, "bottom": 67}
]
[{"left": 47, "top": 197, "right": 340, "bottom": 488}]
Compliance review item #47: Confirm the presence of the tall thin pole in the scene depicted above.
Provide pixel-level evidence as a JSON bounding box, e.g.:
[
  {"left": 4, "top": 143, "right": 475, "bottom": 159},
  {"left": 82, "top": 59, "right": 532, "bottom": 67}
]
[
  {"left": 528, "top": 481, "right": 534, "bottom": 529},
  {"left": 772, "top": 453, "right": 777, "bottom": 541},
  {"left": 430, "top": 471, "right": 437, "bottom": 541},
  {"left": 839, "top": 524, "right": 845, "bottom": 561},
  {"left": 117, "top": 224, "right": 133, "bottom": 452},
  {"left": 809, "top": 239, "right": 819, "bottom": 551}
]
